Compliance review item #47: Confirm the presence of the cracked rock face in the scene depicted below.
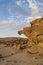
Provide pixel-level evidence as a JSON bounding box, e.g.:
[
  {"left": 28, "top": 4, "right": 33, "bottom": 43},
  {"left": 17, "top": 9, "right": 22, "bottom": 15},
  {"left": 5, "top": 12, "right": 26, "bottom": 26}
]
[{"left": 18, "top": 18, "right": 43, "bottom": 44}]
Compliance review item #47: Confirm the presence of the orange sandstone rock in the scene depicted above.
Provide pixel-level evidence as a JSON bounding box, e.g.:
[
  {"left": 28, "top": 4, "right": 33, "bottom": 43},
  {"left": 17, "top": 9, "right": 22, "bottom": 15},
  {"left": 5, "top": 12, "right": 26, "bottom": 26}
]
[{"left": 18, "top": 18, "right": 43, "bottom": 45}]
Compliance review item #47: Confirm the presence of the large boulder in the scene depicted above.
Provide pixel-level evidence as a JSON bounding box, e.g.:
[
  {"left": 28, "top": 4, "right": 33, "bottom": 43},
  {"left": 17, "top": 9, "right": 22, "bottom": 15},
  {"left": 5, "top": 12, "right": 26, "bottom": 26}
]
[{"left": 18, "top": 18, "right": 43, "bottom": 45}]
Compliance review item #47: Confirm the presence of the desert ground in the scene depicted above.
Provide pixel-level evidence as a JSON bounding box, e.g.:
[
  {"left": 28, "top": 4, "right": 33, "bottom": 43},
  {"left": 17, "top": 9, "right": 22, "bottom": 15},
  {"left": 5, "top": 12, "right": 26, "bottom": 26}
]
[{"left": 0, "top": 37, "right": 43, "bottom": 65}]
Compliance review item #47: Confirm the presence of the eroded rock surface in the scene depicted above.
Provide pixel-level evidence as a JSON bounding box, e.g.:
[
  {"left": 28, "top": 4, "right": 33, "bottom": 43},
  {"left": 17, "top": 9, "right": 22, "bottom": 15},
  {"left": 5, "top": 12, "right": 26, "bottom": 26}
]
[
  {"left": 18, "top": 18, "right": 43, "bottom": 45},
  {"left": 18, "top": 17, "right": 43, "bottom": 55},
  {"left": 0, "top": 18, "right": 43, "bottom": 65}
]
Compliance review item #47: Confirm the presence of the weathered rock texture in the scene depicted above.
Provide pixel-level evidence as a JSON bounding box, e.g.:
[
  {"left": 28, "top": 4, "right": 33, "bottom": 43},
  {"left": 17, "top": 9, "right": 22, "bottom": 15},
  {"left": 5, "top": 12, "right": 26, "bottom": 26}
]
[
  {"left": 0, "top": 37, "right": 28, "bottom": 49},
  {"left": 18, "top": 18, "right": 43, "bottom": 45}
]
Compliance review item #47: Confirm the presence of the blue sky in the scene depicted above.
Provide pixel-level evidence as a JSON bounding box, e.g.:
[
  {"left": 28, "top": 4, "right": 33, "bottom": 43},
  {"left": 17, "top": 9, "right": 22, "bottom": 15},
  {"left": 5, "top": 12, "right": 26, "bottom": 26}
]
[{"left": 0, "top": 0, "right": 43, "bottom": 37}]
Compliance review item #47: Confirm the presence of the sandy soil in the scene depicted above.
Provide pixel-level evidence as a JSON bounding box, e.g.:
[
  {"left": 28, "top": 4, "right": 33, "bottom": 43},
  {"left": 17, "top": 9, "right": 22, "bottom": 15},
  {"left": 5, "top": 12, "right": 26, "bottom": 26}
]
[{"left": 0, "top": 42, "right": 43, "bottom": 65}]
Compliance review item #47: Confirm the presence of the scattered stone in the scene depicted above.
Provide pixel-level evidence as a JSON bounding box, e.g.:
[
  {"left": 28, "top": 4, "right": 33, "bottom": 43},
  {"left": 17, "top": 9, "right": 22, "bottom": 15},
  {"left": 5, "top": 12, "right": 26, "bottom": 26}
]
[
  {"left": 32, "top": 64, "right": 38, "bottom": 65},
  {"left": 0, "top": 54, "right": 3, "bottom": 58}
]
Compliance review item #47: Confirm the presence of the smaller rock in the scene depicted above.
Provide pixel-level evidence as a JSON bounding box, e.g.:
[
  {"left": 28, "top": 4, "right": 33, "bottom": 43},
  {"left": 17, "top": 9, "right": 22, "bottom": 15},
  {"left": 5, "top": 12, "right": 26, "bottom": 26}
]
[
  {"left": 32, "top": 63, "right": 38, "bottom": 65},
  {"left": 0, "top": 54, "right": 3, "bottom": 58},
  {"left": 32, "top": 56, "right": 38, "bottom": 60}
]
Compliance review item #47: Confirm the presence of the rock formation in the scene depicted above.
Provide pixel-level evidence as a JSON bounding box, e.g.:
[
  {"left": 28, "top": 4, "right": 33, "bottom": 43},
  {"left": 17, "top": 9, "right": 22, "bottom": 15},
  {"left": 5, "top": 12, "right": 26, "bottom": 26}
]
[
  {"left": 0, "top": 38, "right": 28, "bottom": 49},
  {"left": 18, "top": 18, "right": 43, "bottom": 45}
]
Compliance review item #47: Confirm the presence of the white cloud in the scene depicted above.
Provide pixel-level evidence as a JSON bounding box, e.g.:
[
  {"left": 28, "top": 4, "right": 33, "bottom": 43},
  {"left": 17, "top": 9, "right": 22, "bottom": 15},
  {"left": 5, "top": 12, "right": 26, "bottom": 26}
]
[
  {"left": 38, "top": 2, "right": 43, "bottom": 6},
  {"left": 27, "top": 0, "right": 37, "bottom": 10},
  {"left": 7, "top": 0, "right": 30, "bottom": 16},
  {"left": 16, "top": 0, "right": 22, "bottom": 6},
  {"left": 24, "top": 17, "right": 34, "bottom": 27},
  {"left": 25, "top": 16, "right": 42, "bottom": 27},
  {"left": 27, "top": 0, "right": 40, "bottom": 17},
  {"left": 6, "top": 0, "right": 43, "bottom": 18},
  {"left": 16, "top": 0, "right": 43, "bottom": 17},
  {"left": 0, "top": 16, "right": 28, "bottom": 30},
  {"left": 0, "top": 0, "right": 43, "bottom": 30}
]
